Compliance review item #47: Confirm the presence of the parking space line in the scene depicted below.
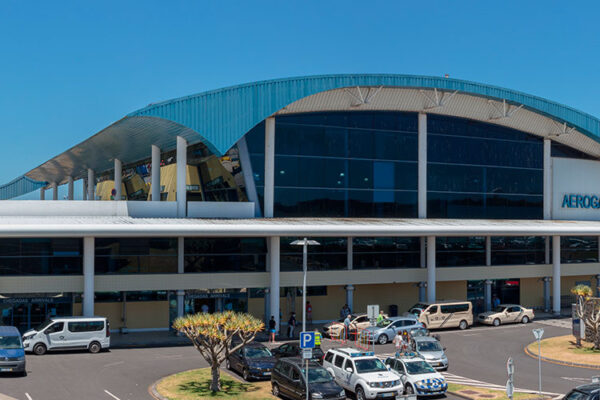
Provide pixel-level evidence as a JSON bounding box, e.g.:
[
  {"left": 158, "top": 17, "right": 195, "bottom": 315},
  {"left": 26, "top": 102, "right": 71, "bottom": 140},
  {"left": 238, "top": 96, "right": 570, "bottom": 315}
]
[
  {"left": 104, "top": 390, "right": 121, "bottom": 400},
  {"left": 25, "top": 394, "right": 32, "bottom": 400}
]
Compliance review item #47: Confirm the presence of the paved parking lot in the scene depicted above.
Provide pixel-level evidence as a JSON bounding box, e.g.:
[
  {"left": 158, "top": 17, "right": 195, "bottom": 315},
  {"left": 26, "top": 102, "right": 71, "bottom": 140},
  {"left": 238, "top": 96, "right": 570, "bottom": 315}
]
[{"left": 0, "top": 318, "right": 591, "bottom": 400}]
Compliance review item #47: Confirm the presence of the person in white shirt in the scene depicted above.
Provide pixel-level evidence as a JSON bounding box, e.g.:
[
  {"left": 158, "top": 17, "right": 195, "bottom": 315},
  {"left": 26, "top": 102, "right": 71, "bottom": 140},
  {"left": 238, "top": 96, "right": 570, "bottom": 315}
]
[{"left": 392, "top": 331, "right": 405, "bottom": 358}]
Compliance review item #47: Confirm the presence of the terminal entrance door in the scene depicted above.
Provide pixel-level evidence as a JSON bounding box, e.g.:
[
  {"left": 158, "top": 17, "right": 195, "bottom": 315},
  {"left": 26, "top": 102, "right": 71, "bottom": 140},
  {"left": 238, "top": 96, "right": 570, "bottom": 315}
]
[{"left": 0, "top": 296, "right": 73, "bottom": 333}]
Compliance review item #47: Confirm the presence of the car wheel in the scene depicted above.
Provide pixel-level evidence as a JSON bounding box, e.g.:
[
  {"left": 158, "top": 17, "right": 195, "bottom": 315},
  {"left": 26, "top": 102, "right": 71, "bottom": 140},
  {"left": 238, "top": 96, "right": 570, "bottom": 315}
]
[
  {"left": 243, "top": 368, "right": 250, "bottom": 381},
  {"left": 493, "top": 318, "right": 501, "bottom": 327},
  {"left": 405, "top": 384, "right": 414, "bottom": 395},
  {"left": 272, "top": 382, "right": 281, "bottom": 397},
  {"left": 33, "top": 343, "right": 47, "bottom": 356},
  {"left": 522, "top": 316, "right": 530, "bottom": 324},
  {"left": 88, "top": 341, "right": 102, "bottom": 354},
  {"left": 378, "top": 334, "right": 388, "bottom": 345},
  {"left": 356, "top": 386, "right": 367, "bottom": 400},
  {"left": 20, "top": 370, "right": 27, "bottom": 377},
  {"left": 459, "top": 320, "right": 468, "bottom": 330}
]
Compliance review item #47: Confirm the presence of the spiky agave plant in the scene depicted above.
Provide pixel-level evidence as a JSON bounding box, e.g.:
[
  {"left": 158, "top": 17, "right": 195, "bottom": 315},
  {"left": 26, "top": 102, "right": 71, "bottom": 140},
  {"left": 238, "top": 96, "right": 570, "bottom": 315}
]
[{"left": 173, "top": 311, "right": 264, "bottom": 392}]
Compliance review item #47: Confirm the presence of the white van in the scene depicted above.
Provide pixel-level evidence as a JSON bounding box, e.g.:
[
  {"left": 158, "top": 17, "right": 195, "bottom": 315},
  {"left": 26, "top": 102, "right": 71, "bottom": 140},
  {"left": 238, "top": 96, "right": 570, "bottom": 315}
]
[
  {"left": 22, "top": 316, "right": 110, "bottom": 355},
  {"left": 408, "top": 301, "right": 473, "bottom": 330}
]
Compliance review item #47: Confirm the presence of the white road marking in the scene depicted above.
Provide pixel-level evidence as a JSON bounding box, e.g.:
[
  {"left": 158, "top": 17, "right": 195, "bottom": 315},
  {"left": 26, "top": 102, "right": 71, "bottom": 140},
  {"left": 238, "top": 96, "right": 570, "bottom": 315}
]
[
  {"left": 102, "top": 361, "right": 125, "bottom": 368},
  {"left": 104, "top": 390, "right": 121, "bottom": 400},
  {"left": 25, "top": 394, "right": 33, "bottom": 400},
  {"left": 562, "top": 376, "right": 591, "bottom": 383}
]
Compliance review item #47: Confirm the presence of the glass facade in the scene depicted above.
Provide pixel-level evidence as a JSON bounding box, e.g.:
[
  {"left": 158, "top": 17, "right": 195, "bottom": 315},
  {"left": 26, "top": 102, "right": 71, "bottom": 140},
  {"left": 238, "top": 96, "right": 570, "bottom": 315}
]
[
  {"left": 280, "top": 237, "right": 347, "bottom": 271},
  {"left": 0, "top": 238, "right": 82, "bottom": 275},
  {"left": 436, "top": 237, "right": 486, "bottom": 267},
  {"left": 246, "top": 111, "right": 419, "bottom": 217},
  {"left": 184, "top": 238, "right": 267, "bottom": 273},
  {"left": 561, "top": 236, "right": 598, "bottom": 263},
  {"left": 427, "top": 115, "right": 543, "bottom": 219},
  {"left": 95, "top": 238, "right": 178, "bottom": 274},
  {"left": 353, "top": 237, "right": 420, "bottom": 269},
  {"left": 491, "top": 237, "right": 546, "bottom": 265}
]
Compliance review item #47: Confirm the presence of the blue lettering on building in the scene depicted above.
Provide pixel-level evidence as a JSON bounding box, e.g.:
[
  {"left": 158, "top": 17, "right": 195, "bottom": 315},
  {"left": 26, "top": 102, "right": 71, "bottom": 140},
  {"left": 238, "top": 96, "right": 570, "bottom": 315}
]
[{"left": 562, "top": 194, "right": 600, "bottom": 209}]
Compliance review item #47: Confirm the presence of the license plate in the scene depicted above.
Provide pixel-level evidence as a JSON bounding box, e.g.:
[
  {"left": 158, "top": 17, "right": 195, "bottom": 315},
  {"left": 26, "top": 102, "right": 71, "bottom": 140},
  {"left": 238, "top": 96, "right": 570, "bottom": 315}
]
[
  {"left": 382, "top": 393, "right": 395, "bottom": 398},
  {"left": 262, "top": 372, "right": 271, "bottom": 376},
  {"left": 0, "top": 368, "right": 12, "bottom": 372}
]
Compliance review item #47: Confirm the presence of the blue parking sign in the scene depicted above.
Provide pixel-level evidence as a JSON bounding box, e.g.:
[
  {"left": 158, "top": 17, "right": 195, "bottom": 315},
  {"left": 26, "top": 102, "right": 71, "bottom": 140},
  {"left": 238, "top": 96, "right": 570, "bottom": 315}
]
[{"left": 300, "top": 331, "right": 315, "bottom": 349}]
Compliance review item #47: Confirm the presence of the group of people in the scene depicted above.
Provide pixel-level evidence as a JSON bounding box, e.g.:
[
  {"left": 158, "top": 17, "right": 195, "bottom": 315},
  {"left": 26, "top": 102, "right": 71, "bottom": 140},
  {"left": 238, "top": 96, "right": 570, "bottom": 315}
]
[
  {"left": 267, "top": 301, "right": 316, "bottom": 342},
  {"left": 393, "top": 329, "right": 415, "bottom": 357}
]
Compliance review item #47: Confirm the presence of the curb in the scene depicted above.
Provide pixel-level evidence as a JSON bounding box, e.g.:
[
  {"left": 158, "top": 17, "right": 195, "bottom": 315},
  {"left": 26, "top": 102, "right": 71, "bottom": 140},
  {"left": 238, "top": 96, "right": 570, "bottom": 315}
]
[
  {"left": 148, "top": 376, "right": 169, "bottom": 400},
  {"left": 448, "top": 391, "right": 475, "bottom": 400},
  {"left": 524, "top": 345, "right": 600, "bottom": 370}
]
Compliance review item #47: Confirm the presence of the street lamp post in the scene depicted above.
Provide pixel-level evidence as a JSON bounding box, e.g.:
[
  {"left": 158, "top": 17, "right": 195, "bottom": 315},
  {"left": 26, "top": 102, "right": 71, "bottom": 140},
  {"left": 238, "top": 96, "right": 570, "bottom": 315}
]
[
  {"left": 291, "top": 237, "right": 319, "bottom": 400},
  {"left": 532, "top": 328, "right": 544, "bottom": 397}
]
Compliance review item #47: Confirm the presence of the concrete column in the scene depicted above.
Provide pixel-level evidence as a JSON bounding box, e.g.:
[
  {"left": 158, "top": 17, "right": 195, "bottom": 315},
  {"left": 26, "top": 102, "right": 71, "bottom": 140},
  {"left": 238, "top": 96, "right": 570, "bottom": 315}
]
[
  {"left": 52, "top": 183, "right": 58, "bottom": 200},
  {"left": 543, "top": 138, "right": 552, "bottom": 220},
  {"left": 177, "top": 237, "right": 184, "bottom": 317},
  {"left": 87, "top": 169, "right": 95, "bottom": 201},
  {"left": 114, "top": 159, "right": 122, "bottom": 200},
  {"left": 151, "top": 145, "right": 161, "bottom": 202},
  {"left": 83, "top": 237, "right": 95, "bottom": 317},
  {"left": 484, "top": 280, "right": 492, "bottom": 311},
  {"left": 82, "top": 178, "right": 87, "bottom": 200},
  {"left": 67, "top": 176, "right": 74, "bottom": 200},
  {"left": 485, "top": 236, "right": 491, "bottom": 266},
  {"left": 543, "top": 277, "right": 551, "bottom": 312},
  {"left": 264, "top": 288, "right": 271, "bottom": 324},
  {"left": 39, "top": 187, "right": 45, "bottom": 200},
  {"left": 420, "top": 237, "right": 426, "bottom": 268},
  {"left": 345, "top": 285, "right": 355, "bottom": 313},
  {"left": 264, "top": 117, "right": 276, "bottom": 218},
  {"left": 418, "top": 282, "right": 426, "bottom": 302},
  {"left": 418, "top": 113, "right": 427, "bottom": 218},
  {"left": 269, "top": 237, "right": 280, "bottom": 333},
  {"left": 347, "top": 237, "right": 353, "bottom": 270},
  {"left": 427, "top": 236, "right": 436, "bottom": 302},
  {"left": 552, "top": 235, "right": 561, "bottom": 316},
  {"left": 176, "top": 136, "right": 187, "bottom": 217}
]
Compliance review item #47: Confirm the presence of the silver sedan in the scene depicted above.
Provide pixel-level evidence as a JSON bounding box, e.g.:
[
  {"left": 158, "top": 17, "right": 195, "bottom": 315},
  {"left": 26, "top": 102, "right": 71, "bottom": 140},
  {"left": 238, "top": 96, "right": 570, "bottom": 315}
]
[{"left": 361, "top": 317, "right": 423, "bottom": 345}]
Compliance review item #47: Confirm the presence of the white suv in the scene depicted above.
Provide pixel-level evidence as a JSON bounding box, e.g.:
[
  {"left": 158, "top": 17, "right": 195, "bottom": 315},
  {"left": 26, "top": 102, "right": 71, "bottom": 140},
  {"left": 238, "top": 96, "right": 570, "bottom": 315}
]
[{"left": 323, "top": 348, "right": 403, "bottom": 400}]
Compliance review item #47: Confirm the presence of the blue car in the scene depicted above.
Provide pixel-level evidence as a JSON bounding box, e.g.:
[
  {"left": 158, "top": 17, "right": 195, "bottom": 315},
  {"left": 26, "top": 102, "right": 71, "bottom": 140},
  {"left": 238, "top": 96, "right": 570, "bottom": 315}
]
[{"left": 0, "top": 326, "right": 26, "bottom": 376}]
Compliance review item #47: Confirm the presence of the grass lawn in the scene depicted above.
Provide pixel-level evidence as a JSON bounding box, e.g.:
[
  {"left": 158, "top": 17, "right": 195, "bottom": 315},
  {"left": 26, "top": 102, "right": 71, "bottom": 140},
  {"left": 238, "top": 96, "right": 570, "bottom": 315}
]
[
  {"left": 526, "top": 335, "right": 600, "bottom": 366},
  {"left": 448, "top": 383, "right": 547, "bottom": 400},
  {"left": 155, "top": 368, "right": 276, "bottom": 400}
]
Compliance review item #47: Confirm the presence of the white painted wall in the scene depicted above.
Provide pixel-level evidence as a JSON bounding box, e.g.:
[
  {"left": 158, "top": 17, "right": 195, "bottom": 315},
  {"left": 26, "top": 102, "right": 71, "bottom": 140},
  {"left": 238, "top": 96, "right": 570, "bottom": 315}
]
[
  {"left": 187, "top": 201, "right": 255, "bottom": 219},
  {"left": 553, "top": 157, "right": 600, "bottom": 220}
]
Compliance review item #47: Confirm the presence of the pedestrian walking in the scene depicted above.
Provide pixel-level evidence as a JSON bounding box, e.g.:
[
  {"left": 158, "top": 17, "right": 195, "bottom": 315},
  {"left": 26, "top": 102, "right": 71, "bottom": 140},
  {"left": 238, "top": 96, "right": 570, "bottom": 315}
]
[
  {"left": 288, "top": 312, "right": 297, "bottom": 338},
  {"left": 376, "top": 310, "right": 385, "bottom": 325},
  {"left": 493, "top": 294, "right": 501, "bottom": 309},
  {"left": 393, "top": 331, "right": 405, "bottom": 358},
  {"left": 343, "top": 314, "right": 351, "bottom": 340},
  {"left": 306, "top": 301, "right": 313, "bottom": 327},
  {"left": 314, "top": 328, "right": 322, "bottom": 347},
  {"left": 268, "top": 316, "right": 276, "bottom": 343}
]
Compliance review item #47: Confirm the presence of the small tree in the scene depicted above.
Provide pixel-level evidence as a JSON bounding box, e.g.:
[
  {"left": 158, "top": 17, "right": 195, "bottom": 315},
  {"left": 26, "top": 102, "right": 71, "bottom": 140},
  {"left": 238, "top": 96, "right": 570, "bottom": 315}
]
[
  {"left": 173, "top": 311, "right": 264, "bottom": 392},
  {"left": 572, "top": 285, "right": 600, "bottom": 349}
]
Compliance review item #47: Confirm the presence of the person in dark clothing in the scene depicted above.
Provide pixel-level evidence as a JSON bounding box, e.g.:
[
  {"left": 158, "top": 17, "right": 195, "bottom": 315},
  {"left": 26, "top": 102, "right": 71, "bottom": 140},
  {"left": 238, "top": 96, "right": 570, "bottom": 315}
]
[
  {"left": 288, "top": 312, "right": 297, "bottom": 338},
  {"left": 269, "top": 316, "right": 276, "bottom": 343}
]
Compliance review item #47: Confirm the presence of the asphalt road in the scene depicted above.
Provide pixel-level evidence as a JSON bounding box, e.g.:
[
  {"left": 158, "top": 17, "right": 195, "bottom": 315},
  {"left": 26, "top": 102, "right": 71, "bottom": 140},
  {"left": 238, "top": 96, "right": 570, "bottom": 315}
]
[{"left": 0, "top": 318, "right": 587, "bottom": 400}]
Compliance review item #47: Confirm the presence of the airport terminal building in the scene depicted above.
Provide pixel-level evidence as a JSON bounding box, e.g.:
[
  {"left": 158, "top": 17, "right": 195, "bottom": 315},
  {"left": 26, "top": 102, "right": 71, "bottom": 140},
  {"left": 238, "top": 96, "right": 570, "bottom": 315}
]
[{"left": 2, "top": 74, "right": 600, "bottom": 332}]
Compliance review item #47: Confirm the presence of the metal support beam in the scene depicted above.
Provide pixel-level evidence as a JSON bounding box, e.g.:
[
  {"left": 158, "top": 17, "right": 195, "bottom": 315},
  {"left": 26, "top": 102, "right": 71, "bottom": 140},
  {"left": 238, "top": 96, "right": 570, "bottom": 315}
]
[
  {"left": 269, "top": 237, "right": 280, "bottom": 333},
  {"left": 67, "top": 176, "right": 74, "bottom": 200},
  {"left": 264, "top": 117, "right": 275, "bottom": 218},
  {"left": 543, "top": 277, "right": 551, "bottom": 312},
  {"left": 427, "top": 236, "right": 436, "bottom": 302},
  {"left": 83, "top": 237, "right": 95, "bottom": 317},
  {"left": 418, "top": 113, "right": 427, "bottom": 218},
  {"left": 177, "top": 237, "right": 184, "bottom": 318},
  {"left": 151, "top": 145, "right": 161, "bottom": 202},
  {"left": 237, "top": 136, "right": 261, "bottom": 216},
  {"left": 176, "top": 136, "right": 187, "bottom": 217},
  {"left": 87, "top": 169, "right": 95, "bottom": 201},
  {"left": 39, "top": 187, "right": 45, "bottom": 201},
  {"left": 114, "top": 159, "right": 122, "bottom": 201},
  {"left": 52, "top": 183, "right": 58, "bottom": 200},
  {"left": 485, "top": 236, "right": 491, "bottom": 266},
  {"left": 484, "top": 280, "right": 492, "bottom": 311},
  {"left": 543, "top": 139, "right": 551, "bottom": 220},
  {"left": 347, "top": 237, "right": 353, "bottom": 270},
  {"left": 418, "top": 282, "right": 426, "bottom": 302},
  {"left": 82, "top": 178, "right": 87, "bottom": 200},
  {"left": 552, "top": 235, "right": 561, "bottom": 316},
  {"left": 420, "top": 237, "right": 426, "bottom": 268}
]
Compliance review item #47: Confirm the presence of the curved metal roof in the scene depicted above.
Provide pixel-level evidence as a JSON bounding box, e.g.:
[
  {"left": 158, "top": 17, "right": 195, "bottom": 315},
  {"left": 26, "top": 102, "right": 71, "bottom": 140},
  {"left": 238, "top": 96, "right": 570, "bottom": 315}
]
[{"left": 7, "top": 73, "right": 600, "bottom": 199}]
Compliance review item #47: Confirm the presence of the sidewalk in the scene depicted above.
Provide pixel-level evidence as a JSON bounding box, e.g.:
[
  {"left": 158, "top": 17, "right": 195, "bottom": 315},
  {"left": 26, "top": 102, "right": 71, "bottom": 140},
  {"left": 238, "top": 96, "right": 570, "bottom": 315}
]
[{"left": 110, "top": 330, "right": 277, "bottom": 349}]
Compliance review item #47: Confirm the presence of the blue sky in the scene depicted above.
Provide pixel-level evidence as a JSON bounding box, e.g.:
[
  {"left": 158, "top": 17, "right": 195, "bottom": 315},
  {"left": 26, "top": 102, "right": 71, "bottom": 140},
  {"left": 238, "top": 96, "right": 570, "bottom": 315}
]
[{"left": 0, "top": 1, "right": 597, "bottom": 195}]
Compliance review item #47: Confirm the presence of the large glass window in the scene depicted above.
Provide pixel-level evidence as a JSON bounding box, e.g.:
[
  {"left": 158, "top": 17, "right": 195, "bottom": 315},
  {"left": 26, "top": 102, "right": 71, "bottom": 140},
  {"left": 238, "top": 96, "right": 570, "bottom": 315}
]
[
  {"left": 95, "top": 238, "right": 177, "bottom": 274},
  {"left": 245, "top": 111, "right": 419, "bottom": 217},
  {"left": 491, "top": 237, "right": 545, "bottom": 265},
  {"left": 561, "top": 236, "right": 598, "bottom": 263},
  {"left": 437, "top": 237, "right": 485, "bottom": 267},
  {"left": 184, "top": 238, "right": 267, "bottom": 273},
  {"left": 280, "top": 238, "right": 347, "bottom": 271},
  {"left": 427, "top": 115, "right": 543, "bottom": 219},
  {"left": 0, "top": 238, "right": 82, "bottom": 275},
  {"left": 353, "top": 237, "right": 420, "bottom": 269}
]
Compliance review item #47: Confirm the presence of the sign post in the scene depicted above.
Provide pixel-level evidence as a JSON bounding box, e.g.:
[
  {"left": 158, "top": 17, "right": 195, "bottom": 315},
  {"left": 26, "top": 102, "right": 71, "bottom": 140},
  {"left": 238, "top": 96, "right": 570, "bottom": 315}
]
[
  {"left": 532, "top": 328, "right": 544, "bottom": 396},
  {"left": 506, "top": 357, "right": 514, "bottom": 400},
  {"left": 300, "top": 331, "right": 315, "bottom": 400},
  {"left": 367, "top": 304, "right": 379, "bottom": 326}
]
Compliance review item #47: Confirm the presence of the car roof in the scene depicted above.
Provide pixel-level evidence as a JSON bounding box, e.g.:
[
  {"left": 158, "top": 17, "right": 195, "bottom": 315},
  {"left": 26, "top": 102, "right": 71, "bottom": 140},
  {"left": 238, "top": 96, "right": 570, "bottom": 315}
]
[
  {"left": 51, "top": 316, "right": 107, "bottom": 321},
  {"left": 387, "top": 316, "right": 418, "bottom": 321},
  {"left": 280, "top": 357, "right": 322, "bottom": 367},
  {"left": 0, "top": 326, "right": 20, "bottom": 336},
  {"left": 498, "top": 304, "right": 521, "bottom": 307},
  {"left": 574, "top": 384, "right": 600, "bottom": 394},
  {"left": 418, "top": 300, "right": 471, "bottom": 305},
  {"left": 412, "top": 336, "right": 438, "bottom": 343}
]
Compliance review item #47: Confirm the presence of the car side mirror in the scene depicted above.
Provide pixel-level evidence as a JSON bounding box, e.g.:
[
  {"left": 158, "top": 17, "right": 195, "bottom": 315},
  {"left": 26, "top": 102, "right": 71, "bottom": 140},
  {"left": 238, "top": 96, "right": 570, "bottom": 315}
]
[{"left": 345, "top": 367, "right": 353, "bottom": 373}]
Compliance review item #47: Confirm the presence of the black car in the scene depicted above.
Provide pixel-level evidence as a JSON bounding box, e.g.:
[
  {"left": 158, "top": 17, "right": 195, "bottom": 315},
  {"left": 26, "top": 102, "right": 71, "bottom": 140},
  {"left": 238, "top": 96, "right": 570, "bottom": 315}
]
[
  {"left": 564, "top": 384, "right": 600, "bottom": 400},
  {"left": 271, "top": 342, "right": 325, "bottom": 364},
  {"left": 226, "top": 342, "right": 276, "bottom": 381},
  {"left": 271, "top": 357, "right": 346, "bottom": 400}
]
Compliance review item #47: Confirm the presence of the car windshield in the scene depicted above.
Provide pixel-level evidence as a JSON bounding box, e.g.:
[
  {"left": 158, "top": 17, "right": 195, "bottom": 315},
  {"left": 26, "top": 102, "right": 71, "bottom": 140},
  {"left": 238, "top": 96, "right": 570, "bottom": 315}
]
[
  {"left": 301, "top": 367, "right": 334, "bottom": 384},
  {"left": 410, "top": 329, "right": 427, "bottom": 337},
  {"left": 494, "top": 306, "right": 507, "bottom": 312},
  {"left": 417, "top": 341, "right": 442, "bottom": 352},
  {"left": 245, "top": 347, "right": 272, "bottom": 358},
  {"left": 35, "top": 320, "right": 54, "bottom": 331},
  {"left": 405, "top": 361, "right": 436, "bottom": 375},
  {"left": 0, "top": 335, "right": 21, "bottom": 349},
  {"left": 355, "top": 358, "right": 387, "bottom": 373},
  {"left": 377, "top": 319, "right": 393, "bottom": 328}
]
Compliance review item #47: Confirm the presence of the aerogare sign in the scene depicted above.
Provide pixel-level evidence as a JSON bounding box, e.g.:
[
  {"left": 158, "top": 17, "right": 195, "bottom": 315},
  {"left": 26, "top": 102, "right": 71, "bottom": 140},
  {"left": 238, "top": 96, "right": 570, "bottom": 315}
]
[{"left": 561, "top": 194, "right": 600, "bottom": 209}]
